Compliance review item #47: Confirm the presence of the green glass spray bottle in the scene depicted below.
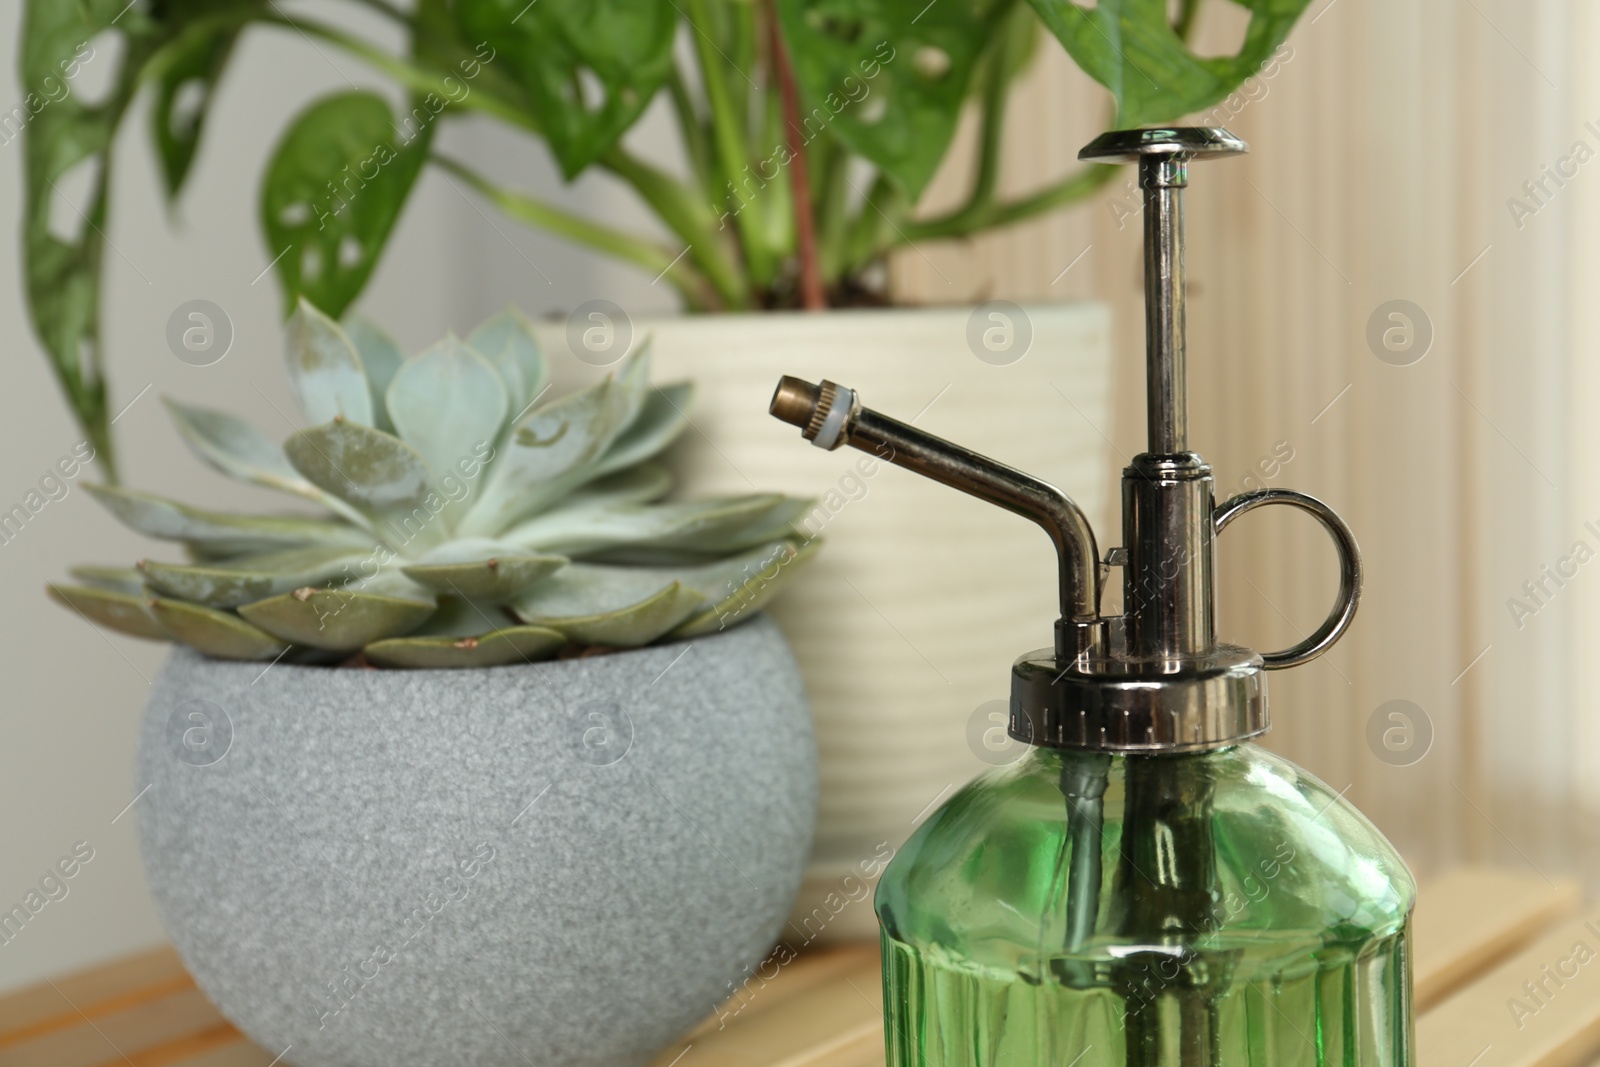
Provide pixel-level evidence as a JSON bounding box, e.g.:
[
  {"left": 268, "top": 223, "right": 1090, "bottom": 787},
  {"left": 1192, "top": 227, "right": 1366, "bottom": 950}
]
[{"left": 769, "top": 128, "right": 1415, "bottom": 1067}]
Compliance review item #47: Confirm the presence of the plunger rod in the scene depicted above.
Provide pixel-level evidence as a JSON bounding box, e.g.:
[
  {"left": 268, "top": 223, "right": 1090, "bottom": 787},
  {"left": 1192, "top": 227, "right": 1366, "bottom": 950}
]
[{"left": 1142, "top": 156, "right": 1190, "bottom": 455}]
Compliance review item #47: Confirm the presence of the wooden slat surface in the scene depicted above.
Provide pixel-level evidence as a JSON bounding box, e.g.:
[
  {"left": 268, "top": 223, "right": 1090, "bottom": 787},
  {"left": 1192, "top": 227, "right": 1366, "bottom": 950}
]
[
  {"left": 0, "top": 946, "right": 192, "bottom": 1044},
  {"left": 1414, "top": 867, "right": 1583, "bottom": 1010},
  {"left": 655, "top": 945, "right": 879, "bottom": 1055},
  {"left": 1420, "top": 903, "right": 1600, "bottom": 1067},
  {"left": 2, "top": 867, "right": 1593, "bottom": 1067},
  {"left": 651, "top": 956, "right": 882, "bottom": 1067}
]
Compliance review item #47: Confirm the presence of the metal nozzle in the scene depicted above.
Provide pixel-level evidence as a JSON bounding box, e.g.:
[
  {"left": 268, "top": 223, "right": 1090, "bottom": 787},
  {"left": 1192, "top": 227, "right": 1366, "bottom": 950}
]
[
  {"left": 769, "top": 376, "right": 1104, "bottom": 658},
  {"left": 770, "top": 377, "right": 856, "bottom": 450},
  {"left": 769, "top": 376, "right": 820, "bottom": 431}
]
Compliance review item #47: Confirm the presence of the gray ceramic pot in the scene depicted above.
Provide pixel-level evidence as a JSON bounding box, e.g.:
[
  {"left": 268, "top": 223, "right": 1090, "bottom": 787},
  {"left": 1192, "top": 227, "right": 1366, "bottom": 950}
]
[{"left": 135, "top": 615, "right": 816, "bottom": 1067}]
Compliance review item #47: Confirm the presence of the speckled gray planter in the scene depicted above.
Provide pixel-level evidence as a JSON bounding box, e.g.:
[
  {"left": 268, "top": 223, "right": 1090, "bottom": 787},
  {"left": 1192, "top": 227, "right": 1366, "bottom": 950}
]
[{"left": 135, "top": 615, "right": 816, "bottom": 1067}]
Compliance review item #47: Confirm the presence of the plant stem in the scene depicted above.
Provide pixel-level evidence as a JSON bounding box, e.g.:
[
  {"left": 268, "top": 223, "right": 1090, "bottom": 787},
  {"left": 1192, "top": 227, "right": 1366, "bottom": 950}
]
[
  {"left": 258, "top": 13, "right": 540, "bottom": 135},
  {"left": 431, "top": 156, "right": 718, "bottom": 310},
  {"left": 814, "top": 140, "right": 851, "bottom": 283},
  {"left": 667, "top": 68, "right": 715, "bottom": 194},
  {"left": 343, "top": 0, "right": 413, "bottom": 27},
  {"left": 900, "top": 162, "right": 1119, "bottom": 242},
  {"left": 754, "top": 82, "right": 795, "bottom": 263},
  {"left": 940, "top": 21, "right": 1016, "bottom": 235},
  {"left": 683, "top": 0, "right": 775, "bottom": 290},
  {"left": 1174, "top": 0, "right": 1202, "bottom": 42},
  {"left": 766, "top": 1, "right": 823, "bottom": 310},
  {"left": 728, "top": 2, "right": 758, "bottom": 136},
  {"left": 841, "top": 172, "right": 902, "bottom": 278},
  {"left": 599, "top": 147, "right": 749, "bottom": 309},
  {"left": 891, "top": 6, "right": 1071, "bottom": 246}
]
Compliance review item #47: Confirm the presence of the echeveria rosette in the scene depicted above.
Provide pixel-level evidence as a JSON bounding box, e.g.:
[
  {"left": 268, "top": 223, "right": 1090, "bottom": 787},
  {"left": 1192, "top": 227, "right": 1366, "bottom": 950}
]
[{"left": 49, "top": 298, "right": 816, "bottom": 668}]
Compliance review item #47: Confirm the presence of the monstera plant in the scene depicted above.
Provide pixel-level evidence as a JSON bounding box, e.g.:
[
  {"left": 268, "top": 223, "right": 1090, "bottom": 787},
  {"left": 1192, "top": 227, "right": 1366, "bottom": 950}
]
[
  {"left": 18, "top": 0, "right": 1310, "bottom": 478},
  {"left": 48, "top": 301, "right": 815, "bottom": 667}
]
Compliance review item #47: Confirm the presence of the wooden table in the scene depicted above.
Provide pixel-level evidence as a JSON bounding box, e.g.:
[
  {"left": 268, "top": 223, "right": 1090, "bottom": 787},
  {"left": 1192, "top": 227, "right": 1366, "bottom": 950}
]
[{"left": 0, "top": 867, "right": 1590, "bottom": 1067}]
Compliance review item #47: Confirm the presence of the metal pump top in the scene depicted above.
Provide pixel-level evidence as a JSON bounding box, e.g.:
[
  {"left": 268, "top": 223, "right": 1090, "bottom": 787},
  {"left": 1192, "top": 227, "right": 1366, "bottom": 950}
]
[{"left": 769, "top": 127, "right": 1362, "bottom": 753}]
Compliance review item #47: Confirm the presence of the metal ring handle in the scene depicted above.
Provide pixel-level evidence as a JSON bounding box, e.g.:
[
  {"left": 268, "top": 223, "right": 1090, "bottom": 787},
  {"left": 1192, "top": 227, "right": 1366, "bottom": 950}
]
[{"left": 1213, "top": 489, "right": 1362, "bottom": 670}]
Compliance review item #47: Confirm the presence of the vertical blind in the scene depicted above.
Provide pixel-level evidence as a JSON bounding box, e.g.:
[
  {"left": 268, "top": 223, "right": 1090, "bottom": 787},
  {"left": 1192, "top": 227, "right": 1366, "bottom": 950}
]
[{"left": 891, "top": 0, "right": 1591, "bottom": 887}]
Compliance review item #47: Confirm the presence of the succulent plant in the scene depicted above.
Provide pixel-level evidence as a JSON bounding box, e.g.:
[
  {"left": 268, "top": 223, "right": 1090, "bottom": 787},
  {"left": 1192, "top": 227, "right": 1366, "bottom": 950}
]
[{"left": 49, "top": 299, "right": 816, "bottom": 668}]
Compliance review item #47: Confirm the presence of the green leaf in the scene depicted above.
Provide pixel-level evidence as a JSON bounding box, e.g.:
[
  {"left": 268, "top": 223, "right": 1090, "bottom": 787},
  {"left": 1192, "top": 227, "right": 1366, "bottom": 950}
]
[
  {"left": 345, "top": 564, "right": 437, "bottom": 603},
  {"left": 137, "top": 545, "right": 364, "bottom": 608},
  {"left": 283, "top": 420, "right": 442, "bottom": 547},
  {"left": 20, "top": 2, "right": 268, "bottom": 474},
  {"left": 562, "top": 462, "right": 673, "bottom": 508},
  {"left": 508, "top": 538, "right": 815, "bottom": 645},
  {"left": 48, "top": 584, "right": 169, "bottom": 642},
  {"left": 364, "top": 625, "right": 565, "bottom": 668},
  {"left": 19, "top": 0, "right": 149, "bottom": 478},
  {"left": 505, "top": 494, "right": 812, "bottom": 558},
  {"left": 343, "top": 314, "right": 407, "bottom": 432},
  {"left": 459, "top": 377, "right": 633, "bottom": 536},
  {"left": 611, "top": 348, "right": 655, "bottom": 428},
  {"left": 993, "top": 0, "right": 1041, "bottom": 82},
  {"left": 673, "top": 539, "right": 819, "bottom": 636},
  {"left": 162, "top": 397, "right": 370, "bottom": 527},
  {"left": 466, "top": 307, "right": 546, "bottom": 409},
  {"left": 260, "top": 91, "right": 431, "bottom": 317},
  {"left": 475, "top": 365, "right": 683, "bottom": 527},
  {"left": 84, "top": 484, "right": 371, "bottom": 554},
  {"left": 238, "top": 587, "right": 435, "bottom": 651},
  {"left": 593, "top": 382, "right": 694, "bottom": 476},
  {"left": 385, "top": 336, "right": 508, "bottom": 492},
  {"left": 68, "top": 565, "right": 147, "bottom": 595},
  {"left": 694, "top": 496, "right": 815, "bottom": 553},
  {"left": 148, "top": 597, "right": 290, "bottom": 660},
  {"left": 512, "top": 574, "right": 705, "bottom": 647},
  {"left": 401, "top": 555, "right": 567, "bottom": 602},
  {"left": 150, "top": 22, "right": 240, "bottom": 200},
  {"left": 163, "top": 397, "right": 301, "bottom": 487},
  {"left": 407, "top": 536, "right": 526, "bottom": 564},
  {"left": 454, "top": 0, "right": 677, "bottom": 177},
  {"left": 284, "top": 297, "right": 374, "bottom": 426},
  {"left": 488, "top": 372, "right": 689, "bottom": 526},
  {"left": 1024, "top": 0, "right": 1310, "bottom": 127},
  {"left": 775, "top": 0, "right": 1012, "bottom": 199},
  {"left": 398, "top": 591, "right": 516, "bottom": 637}
]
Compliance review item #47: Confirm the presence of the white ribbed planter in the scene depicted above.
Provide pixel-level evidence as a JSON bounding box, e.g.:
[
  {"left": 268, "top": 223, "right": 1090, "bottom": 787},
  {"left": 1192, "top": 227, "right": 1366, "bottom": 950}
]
[{"left": 539, "top": 305, "right": 1114, "bottom": 941}]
